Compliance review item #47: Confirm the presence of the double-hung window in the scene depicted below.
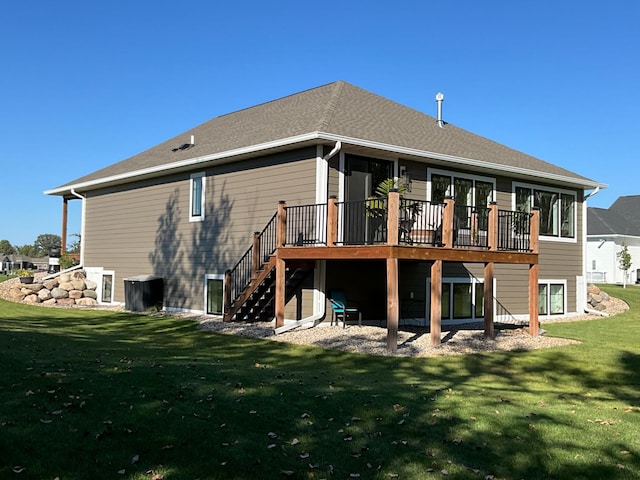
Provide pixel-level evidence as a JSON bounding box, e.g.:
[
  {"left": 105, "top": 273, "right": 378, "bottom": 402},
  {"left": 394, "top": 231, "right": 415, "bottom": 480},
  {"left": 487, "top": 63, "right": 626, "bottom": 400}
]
[
  {"left": 514, "top": 183, "right": 576, "bottom": 239},
  {"left": 190, "top": 172, "right": 206, "bottom": 222}
]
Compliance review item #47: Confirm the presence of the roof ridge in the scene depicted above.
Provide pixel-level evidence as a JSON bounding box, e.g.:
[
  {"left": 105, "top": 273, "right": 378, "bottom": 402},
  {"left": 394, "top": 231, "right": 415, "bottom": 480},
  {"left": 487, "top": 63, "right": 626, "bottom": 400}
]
[{"left": 317, "top": 81, "right": 346, "bottom": 131}]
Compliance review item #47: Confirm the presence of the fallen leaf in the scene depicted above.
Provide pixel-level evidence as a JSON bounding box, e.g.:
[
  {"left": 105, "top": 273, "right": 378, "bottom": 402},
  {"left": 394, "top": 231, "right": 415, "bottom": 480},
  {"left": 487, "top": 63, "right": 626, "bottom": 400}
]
[
  {"left": 131, "top": 454, "right": 140, "bottom": 464},
  {"left": 290, "top": 438, "right": 300, "bottom": 445},
  {"left": 280, "top": 470, "right": 294, "bottom": 476},
  {"left": 118, "top": 469, "right": 126, "bottom": 474},
  {"left": 441, "top": 470, "right": 448, "bottom": 475},
  {"left": 299, "top": 453, "right": 310, "bottom": 459},
  {"left": 267, "top": 444, "right": 277, "bottom": 449},
  {"left": 268, "top": 432, "right": 278, "bottom": 439},
  {"left": 12, "top": 466, "right": 26, "bottom": 474}
]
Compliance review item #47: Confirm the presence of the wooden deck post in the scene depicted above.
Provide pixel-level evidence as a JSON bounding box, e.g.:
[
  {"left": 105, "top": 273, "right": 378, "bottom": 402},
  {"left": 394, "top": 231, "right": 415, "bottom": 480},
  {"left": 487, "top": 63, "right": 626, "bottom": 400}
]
[
  {"left": 483, "top": 262, "right": 495, "bottom": 339},
  {"left": 327, "top": 196, "right": 338, "bottom": 246},
  {"left": 275, "top": 256, "right": 286, "bottom": 329},
  {"left": 277, "top": 200, "right": 287, "bottom": 247},
  {"left": 387, "top": 190, "right": 400, "bottom": 246},
  {"left": 251, "top": 232, "right": 261, "bottom": 279},
  {"left": 442, "top": 197, "right": 455, "bottom": 247},
  {"left": 386, "top": 257, "right": 399, "bottom": 353},
  {"left": 223, "top": 270, "right": 232, "bottom": 322},
  {"left": 529, "top": 263, "right": 539, "bottom": 336},
  {"left": 488, "top": 202, "right": 498, "bottom": 251},
  {"left": 530, "top": 207, "right": 540, "bottom": 254},
  {"left": 430, "top": 260, "right": 442, "bottom": 345}
]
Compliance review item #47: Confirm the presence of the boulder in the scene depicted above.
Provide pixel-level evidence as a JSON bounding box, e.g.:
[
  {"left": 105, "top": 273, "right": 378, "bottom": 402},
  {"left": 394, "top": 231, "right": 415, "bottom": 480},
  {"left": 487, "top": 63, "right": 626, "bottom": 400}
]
[
  {"left": 38, "top": 289, "right": 52, "bottom": 301},
  {"left": 59, "top": 273, "right": 72, "bottom": 283},
  {"left": 42, "top": 298, "right": 57, "bottom": 306},
  {"left": 57, "top": 298, "right": 76, "bottom": 306},
  {"left": 71, "top": 279, "right": 86, "bottom": 291},
  {"left": 43, "top": 279, "right": 58, "bottom": 290},
  {"left": 71, "top": 270, "right": 86, "bottom": 280},
  {"left": 22, "top": 283, "right": 43, "bottom": 293},
  {"left": 51, "top": 287, "right": 69, "bottom": 299},
  {"left": 68, "top": 290, "right": 84, "bottom": 299},
  {"left": 10, "top": 288, "right": 25, "bottom": 301},
  {"left": 24, "top": 294, "right": 40, "bottom": 304},
  {"left": 85, "top": 279, "right": 98, "bottom": 290},
  {"left": 76, "top": 297, "right": 99, "bottom": 306},
  {"left": 83, "top": 289, "right": 98, "bottom": 299},
  {"left": 59, "top": 281, "right": 75, "bottom": 291}
]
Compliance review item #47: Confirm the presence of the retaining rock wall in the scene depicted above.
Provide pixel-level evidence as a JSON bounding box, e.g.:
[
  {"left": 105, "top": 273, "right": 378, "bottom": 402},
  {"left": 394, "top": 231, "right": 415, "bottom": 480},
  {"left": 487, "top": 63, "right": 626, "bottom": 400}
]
[{"left": 9, "top": 270, "right": 99, "bottom": 306}]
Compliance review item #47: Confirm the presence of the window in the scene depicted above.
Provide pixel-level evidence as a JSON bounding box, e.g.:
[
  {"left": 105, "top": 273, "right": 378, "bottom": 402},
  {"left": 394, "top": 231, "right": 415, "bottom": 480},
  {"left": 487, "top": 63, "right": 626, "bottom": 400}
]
[
  {"left": 101, "top": 274, "right": 113, "bottom": 303},
  {"left": 429, "top": 170, "right": 495, "bottom": 231},
  {"left": 514, "top": 183, "right": 576, "bottom": 239},
  {"left": 205, "top": 274, "right": 224, "bottom": 315},
  {"left": 438, "top": 278, "right": 485, "bottom": 321},
  {"left": 538, "top": 281, "right": 565, "bottom": 315},
  {"left": 190, "top": 172, "right": 206, "bottom": 222}
]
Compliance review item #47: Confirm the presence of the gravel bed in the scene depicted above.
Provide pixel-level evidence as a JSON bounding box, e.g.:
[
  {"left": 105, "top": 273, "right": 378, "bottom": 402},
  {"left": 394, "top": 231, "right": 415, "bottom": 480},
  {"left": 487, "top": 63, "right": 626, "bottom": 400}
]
[{"left": 1, "top": 275, "right": 629, "bottom": 357}]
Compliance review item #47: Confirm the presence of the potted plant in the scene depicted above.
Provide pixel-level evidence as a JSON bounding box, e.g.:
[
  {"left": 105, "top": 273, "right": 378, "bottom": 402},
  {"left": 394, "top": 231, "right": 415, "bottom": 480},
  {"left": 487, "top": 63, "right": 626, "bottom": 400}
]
[{"left": 16, "top": 269, "right": 34, "bottom": 284}]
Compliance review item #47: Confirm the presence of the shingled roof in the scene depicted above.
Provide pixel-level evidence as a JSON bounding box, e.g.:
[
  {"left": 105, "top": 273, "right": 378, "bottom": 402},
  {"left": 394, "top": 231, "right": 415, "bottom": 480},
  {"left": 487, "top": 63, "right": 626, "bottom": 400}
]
[
  {"left": 588, "top": 195, "right": 640, "bottom": 236},
  {"left": 47, "top": 81, "right": 602, "bottom": 195}
]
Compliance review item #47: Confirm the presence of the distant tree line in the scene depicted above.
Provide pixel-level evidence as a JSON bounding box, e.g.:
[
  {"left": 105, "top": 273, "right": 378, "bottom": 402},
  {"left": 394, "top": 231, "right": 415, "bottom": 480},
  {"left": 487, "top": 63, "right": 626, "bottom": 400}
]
[{"left": 0, "top": 234, "right": 81, "bottom": 257}]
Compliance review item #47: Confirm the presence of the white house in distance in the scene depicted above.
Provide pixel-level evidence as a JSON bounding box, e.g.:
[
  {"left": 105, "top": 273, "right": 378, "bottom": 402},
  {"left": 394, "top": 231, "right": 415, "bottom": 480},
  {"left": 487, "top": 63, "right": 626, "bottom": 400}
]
[{"left": 587, "top": 195, "right": 640, "bottom": 284}]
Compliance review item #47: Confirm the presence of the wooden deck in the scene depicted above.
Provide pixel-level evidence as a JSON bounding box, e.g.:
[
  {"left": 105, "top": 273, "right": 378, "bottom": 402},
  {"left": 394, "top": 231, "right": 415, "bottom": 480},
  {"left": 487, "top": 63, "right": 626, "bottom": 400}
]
[{"left": 226, "top": 192, "right": 540, "bottom": 353}]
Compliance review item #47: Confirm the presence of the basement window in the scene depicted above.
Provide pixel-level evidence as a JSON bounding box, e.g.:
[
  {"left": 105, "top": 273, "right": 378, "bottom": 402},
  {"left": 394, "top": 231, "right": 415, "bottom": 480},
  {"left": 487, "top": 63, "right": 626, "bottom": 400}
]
[
  {"left": 205, "top": 274, "right": 224, "bottom": 315},
  {"left": 538, "top": 281, "right": 566, "bottom": 315}
]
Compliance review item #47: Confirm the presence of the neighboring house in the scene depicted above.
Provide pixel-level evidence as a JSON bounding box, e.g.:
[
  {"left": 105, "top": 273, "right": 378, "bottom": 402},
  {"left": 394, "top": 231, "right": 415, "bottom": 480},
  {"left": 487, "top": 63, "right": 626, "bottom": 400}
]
[
  {"left": 587, "top": 196, "right": 640, "bottom": 284},
  {"left": 45, "top": 81, "right": 604, "bottom": 350}
]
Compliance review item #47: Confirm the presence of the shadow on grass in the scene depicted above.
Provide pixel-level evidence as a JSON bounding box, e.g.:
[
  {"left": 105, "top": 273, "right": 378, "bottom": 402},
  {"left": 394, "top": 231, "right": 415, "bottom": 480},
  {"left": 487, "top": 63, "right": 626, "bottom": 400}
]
[{"left": 1, "top": 301, "right": 639, "bottom": 479}]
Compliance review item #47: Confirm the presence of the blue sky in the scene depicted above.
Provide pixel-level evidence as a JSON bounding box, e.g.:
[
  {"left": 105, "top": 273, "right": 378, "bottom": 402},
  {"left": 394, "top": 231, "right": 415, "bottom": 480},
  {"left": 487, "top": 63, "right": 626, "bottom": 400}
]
[{"left": 1, "top": 1, "right": 638, "bottom": 247}]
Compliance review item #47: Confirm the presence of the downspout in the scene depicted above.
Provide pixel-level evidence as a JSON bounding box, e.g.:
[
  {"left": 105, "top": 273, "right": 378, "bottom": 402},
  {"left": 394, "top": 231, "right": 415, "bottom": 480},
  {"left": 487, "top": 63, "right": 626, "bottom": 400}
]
[
  {"left": 277, "top": 143, "right": 342, "bottom": 334},
  {"left": 582, "top": 186, "right": 600, "bottom": 314},
  {"left": 70, "top": 188, "right": 86, "bottom": 266}
]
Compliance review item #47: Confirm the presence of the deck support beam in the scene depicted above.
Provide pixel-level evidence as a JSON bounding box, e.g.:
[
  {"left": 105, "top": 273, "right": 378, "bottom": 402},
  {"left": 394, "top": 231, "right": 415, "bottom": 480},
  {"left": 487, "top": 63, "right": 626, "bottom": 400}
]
[
  {"left": 483, "top": 262, "right": 495, "bottom": 339},
  {"left": 430, "top": 260, "right": 442, "bottom": 345},
  {"left": 386, "top": 257, "right": 399, "bottom": 353},
  {"left": 529, "top": 263, "right": 539, "bottom": 336}
]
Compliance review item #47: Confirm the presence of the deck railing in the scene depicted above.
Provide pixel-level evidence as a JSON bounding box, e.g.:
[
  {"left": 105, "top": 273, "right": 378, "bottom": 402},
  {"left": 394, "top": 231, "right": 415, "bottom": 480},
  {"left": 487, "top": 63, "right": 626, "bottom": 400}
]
[
  {"left": 497, "top": 210, "right": 532, "bottom": 251},
  {"left": 226, "top": 195, "right": 539, "bottom": 309},
  {"left": 285, "top": 203, "right": 327, "bottom": 246}
]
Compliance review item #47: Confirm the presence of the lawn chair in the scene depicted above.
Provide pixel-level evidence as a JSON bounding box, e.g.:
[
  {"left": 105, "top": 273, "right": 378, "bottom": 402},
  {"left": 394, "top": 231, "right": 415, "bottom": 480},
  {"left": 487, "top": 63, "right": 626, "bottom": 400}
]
[{"left": 327, "top": 289, "right": 362, "bottom": 328}]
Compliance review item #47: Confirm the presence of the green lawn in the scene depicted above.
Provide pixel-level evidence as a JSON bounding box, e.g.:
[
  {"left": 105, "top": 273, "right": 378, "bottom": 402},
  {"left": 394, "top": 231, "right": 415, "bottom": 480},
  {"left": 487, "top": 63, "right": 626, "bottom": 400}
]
[{"left": 0, "top": 286, "right": 639, "bottom": 479}]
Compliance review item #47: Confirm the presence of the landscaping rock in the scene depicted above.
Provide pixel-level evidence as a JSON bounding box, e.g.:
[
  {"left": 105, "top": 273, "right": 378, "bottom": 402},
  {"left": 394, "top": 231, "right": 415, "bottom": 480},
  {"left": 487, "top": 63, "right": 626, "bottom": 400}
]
[
  {"left": 24, "top": 294, "right": 40, "bottom": 304},
  {"left": 51, "top": 287, "right": 69, "bottom": 299},
  {"left": 76, "top": 297, "right": 99, "bottom": 306},
  {"left": 83, "top": 289, "right": 98, "bottom": 299},
  {"left": 38, "top": 289, "right": 52, "bottom": 301},
  {"left": 69, "top": 290, "right": 84, "bottom": 299}
]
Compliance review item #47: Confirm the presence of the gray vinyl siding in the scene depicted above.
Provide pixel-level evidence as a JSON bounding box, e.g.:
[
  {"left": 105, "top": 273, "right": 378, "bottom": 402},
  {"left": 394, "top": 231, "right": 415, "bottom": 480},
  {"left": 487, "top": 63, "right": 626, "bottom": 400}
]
[{"left": 84, "top": 148, "right": 318, "bottom": 311}]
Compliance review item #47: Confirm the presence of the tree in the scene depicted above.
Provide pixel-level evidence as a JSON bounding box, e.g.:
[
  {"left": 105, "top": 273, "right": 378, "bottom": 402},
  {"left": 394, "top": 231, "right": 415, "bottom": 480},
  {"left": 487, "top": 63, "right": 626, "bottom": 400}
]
[
  {"left": 0, "top": 239, "right": 15, "bottom": 255},
  {"left": 617, "top": 242, "right": 632, "bottom": 288},
  {"left": 15, "top": 244, "right": 38, "bottom": 257},
  {"left": 34, "top": 234, "right": 62, "bottom": 257},
  {"left": 68, "top": 233, "right": 81, "bottom": 254}
]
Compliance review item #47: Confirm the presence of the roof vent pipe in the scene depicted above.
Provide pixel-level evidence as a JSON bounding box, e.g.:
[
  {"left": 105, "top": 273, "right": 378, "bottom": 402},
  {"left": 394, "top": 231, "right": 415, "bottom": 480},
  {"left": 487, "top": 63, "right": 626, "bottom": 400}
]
[{"left": 435, "top": 92, "right": 445, "bottom": 128}]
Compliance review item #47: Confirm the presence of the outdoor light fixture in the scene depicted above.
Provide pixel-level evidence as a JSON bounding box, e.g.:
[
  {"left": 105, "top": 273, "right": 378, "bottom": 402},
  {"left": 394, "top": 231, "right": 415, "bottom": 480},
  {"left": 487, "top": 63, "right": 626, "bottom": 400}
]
[{"left": 400, "top": 165, "right": 412, "bottom": 192}]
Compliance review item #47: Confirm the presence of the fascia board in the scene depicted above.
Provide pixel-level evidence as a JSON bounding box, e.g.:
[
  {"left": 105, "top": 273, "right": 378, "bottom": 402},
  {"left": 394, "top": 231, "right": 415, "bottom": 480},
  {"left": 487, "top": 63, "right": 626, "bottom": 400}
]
[
  {"left": 316, "top": 133, "right": 607, "bottom": 190},
  {"left": 45, "top": 131, "right": 606, "bottom": 195}
]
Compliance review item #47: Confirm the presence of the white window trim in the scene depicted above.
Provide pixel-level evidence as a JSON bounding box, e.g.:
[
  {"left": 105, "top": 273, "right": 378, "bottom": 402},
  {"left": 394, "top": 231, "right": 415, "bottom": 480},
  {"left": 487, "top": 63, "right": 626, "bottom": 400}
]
[
  {"left": 427, "top": 168, "right": 496, "bottom": 204},
  {"left": 538, "top": 279, "right": 567, "bottom": 316},
  {"left": 189, "top": 172, "right": 206, "bottom": 222},
  {"left": 204, "top": 273, "right": 224, "bottom": 315},
  {"left": 512, "top": 181, "right": 577, "bottom": 243}
]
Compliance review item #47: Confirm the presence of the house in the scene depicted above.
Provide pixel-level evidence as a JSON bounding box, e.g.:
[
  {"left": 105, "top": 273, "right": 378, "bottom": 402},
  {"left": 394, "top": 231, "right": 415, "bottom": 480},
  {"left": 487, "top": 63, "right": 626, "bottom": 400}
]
[
  {"left": 587, "top": 195, "right": 640, "bottom": 284},
  {"left": 45, "top": 81, "right": 604, "bottom": 351}
]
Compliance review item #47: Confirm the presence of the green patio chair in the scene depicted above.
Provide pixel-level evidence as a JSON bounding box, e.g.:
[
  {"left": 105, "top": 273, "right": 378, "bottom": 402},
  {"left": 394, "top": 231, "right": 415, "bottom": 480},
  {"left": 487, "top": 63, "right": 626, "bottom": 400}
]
[{"left": 327, "top": 289, "right": 362, "bottom": 328}]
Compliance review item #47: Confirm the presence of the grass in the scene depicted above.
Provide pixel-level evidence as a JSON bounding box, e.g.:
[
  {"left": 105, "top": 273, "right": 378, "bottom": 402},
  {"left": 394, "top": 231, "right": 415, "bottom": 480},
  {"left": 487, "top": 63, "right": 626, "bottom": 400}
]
[{"left": 0, "top": 286, "right": 639, "bottom": 479}]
